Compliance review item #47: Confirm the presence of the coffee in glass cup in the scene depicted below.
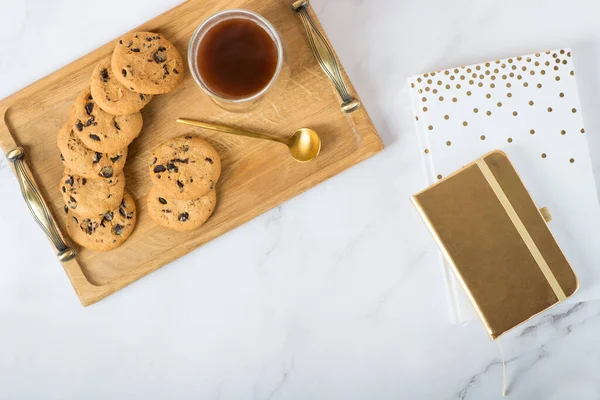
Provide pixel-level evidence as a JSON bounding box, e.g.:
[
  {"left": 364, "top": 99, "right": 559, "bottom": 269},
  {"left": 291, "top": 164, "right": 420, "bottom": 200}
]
[{"left": 189, "top": 9, "right": 289, "bottom": 111}]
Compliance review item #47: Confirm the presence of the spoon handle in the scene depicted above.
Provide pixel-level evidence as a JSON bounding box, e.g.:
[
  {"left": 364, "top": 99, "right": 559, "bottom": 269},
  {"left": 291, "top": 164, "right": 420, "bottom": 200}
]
[{"left": 177, "top": 119, "right": 287, "bottom": 144}]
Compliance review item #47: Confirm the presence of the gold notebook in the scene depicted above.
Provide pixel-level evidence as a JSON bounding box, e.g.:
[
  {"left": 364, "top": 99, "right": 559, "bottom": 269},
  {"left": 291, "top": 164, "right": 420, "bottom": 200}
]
[{"left": 412, "top": 151, "right": 578, "bottom": 339}]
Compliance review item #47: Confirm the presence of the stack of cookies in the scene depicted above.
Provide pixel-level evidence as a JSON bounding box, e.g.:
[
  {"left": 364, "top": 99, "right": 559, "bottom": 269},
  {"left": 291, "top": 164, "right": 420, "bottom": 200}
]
[
  {"left": 147, "top": 135, "right": 221, "bottom": 232},
  {"left": 57, "top": 31, "right": 184, "bottom": 251}
]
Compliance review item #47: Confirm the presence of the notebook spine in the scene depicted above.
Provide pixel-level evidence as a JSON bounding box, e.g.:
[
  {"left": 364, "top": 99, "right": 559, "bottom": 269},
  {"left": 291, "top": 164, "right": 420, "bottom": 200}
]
[{"left": 407, "top": 78, "right": 436, "bottom": 186}]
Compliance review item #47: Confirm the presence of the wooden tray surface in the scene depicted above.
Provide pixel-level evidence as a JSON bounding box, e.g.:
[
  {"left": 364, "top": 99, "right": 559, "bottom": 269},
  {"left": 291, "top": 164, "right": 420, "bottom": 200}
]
[{"left": 0, "top": 0, "right": 383, "bottom": 306}]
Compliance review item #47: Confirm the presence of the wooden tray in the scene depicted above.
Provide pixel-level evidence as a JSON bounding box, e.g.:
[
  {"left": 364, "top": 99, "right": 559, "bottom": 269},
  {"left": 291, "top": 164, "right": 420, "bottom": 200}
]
[{"left": 0, "top": 0, "right": 383, "bottom": 306}]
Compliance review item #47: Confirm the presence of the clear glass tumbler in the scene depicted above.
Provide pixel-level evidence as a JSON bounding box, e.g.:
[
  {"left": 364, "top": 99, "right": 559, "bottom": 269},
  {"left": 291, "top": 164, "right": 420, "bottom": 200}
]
[{"left": 188, "top": 9, "right": 289, "bottom": 112}]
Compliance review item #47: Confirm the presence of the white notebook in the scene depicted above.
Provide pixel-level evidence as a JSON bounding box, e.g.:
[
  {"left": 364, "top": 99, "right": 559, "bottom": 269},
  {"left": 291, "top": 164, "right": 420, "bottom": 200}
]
[{"left": 409, "top": 49, "right": 600, "bottom": 324}]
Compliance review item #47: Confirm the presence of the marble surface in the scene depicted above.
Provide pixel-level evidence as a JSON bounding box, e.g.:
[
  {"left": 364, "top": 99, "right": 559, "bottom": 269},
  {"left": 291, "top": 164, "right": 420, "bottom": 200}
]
[{"left": 2, "top": 0, "right": 600, "bottom": 398}]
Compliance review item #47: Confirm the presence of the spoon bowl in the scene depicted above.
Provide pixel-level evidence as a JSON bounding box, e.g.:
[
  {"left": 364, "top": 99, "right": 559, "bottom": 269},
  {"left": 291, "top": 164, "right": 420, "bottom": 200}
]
[{"left": 287, "top": 128, "right": 321, "bottom": 162}]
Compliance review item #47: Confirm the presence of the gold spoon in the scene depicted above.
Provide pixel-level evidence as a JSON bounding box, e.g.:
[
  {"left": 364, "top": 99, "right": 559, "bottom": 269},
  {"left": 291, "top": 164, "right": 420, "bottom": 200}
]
[{"left": 176, "top": 118, "right": 321, "bottom": 163}]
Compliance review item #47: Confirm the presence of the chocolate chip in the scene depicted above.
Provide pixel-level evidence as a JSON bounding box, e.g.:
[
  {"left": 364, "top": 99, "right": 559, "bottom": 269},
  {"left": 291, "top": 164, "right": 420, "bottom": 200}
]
[
  {"left": 103, "top": 211, "right": 113, "bottom": 222},
  {"left": 93, "top": 152, "right": 102, "bottom": 164},
  {"left": 177, "top": 180, "right": 184, "bottom": 191},
  {"left": 62, "top": 186, "right": 66, "bottom": 193},
  {"left": 139, "top": 93, "right": 145, "bottom": 101},
  {"left": 88, "top": 94, "right": 93, "bottom": 100},
  {"left": 185, "top": 135, "right": 192, "bottom": 139},
  {"left": 146, "top": 37, "right": 153, "bottom": 42},
  {"left": 114, "top": 120, "right": 121, "bottom": 130},
  {"left": 158, "top": 197, "right": 167, "bottom": 204},
  {"left": 119, "top": 40, "right": 123, "bottom": 45},
  {"left": 85, "top": 116, "right": 95, "bottom": 127},
  {"left": 119, "top": 206, "right": 127, "bottom": 218},
  {"left": 153, "top": 165, "right": 166, "bottom": 173},
  {"left": 122, "top": 69, "right": 127, "bottom": 77},
  {"left": 131, "top": 48, "right": 140, "bottom": 52},
  {"left": 205, "top": 157, "right": 213, "bottom": 164},
  {"left": 173, "top": 68, "right": 179, "bottom": 75},
  {"left": 151, "top": 157, "right": 157, "bottom": 165},
  {"left": 85, "top": 220, "right": 96, "bottom": 235},
  {"left": 127, "top": 41, "right": 133, "bottom": 48},
  {"left": 167, "top": 163, "right": 178, "bottom": 172},
  {"left": 183, "top": 145, "right": 189, "bottom": 152},
  {"left": 154, "top": 47, "right": 167, "bottom": 63},
  {"left": 162, "top": 209, "right": 172, "bottom": 213},
  {"left": 82, "top": 178, "right": 87, "bottom": 185},
  {"left": 101, "top": 166, "right": 114, "bottom": 178},
  {"left": 75, "top": 121, "right": 84, "bottom": 131},
  {"left": 172, "top": 158, "right": 189, "bottom": 164},
  {"left": 135, "top": 35, "right": 139, "bottom": 39},
  {"left": 113, "top": 224, "right": 124, "bottom": 235},
  {"left": 110, "top": 154, "right": 121, "bottom": 163},
  {"left": 72, "top": 216, "right": 78, "bottom": 224},
  {"left": 209, "top": 180, "right": 214, "bottom": 190},
  {"left": 130, "top": 87, "right": 135, "bottom": 91},
  {"left": 90, "top": 134, "right": 101, "bottom": 142},
  {"left": 85, "top": 103, "right": 94, "bottom": 115},
  {"left": 65, "top": 176, "right": 74, "bottom": 186},
  {"left": 190, "top": 178, "right": 194, "bottom": 183},
  {"left": 60, "top": 153, "right": 65, "bottom": 162},
  {"left": 64, "top": 205, "right": 69, "bottom": 214},
  {"left": 121, "top": 205, "right": 133, "bottom": 221},
  {"left": 69, "top": 196, "right": 78, "bottom": 209},
  {"left": 163, "top": 64, "right": 170, "bottom": 76},
  {"left": 100, "top": 68, "right": 109, "bottom": 82},
  {"left": 178, "top": 212, "right": 189, "bottom": 222}
]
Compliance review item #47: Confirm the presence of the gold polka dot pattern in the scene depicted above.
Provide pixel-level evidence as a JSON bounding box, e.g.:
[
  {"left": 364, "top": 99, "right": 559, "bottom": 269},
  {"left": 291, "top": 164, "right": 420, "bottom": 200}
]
[{"left": 410, "top": 49, "right": 585, "bottom": 170}]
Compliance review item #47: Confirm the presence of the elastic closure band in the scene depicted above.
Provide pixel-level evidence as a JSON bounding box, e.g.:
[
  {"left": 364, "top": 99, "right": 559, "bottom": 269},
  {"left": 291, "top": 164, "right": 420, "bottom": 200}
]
[{"left": 476, "top": 159, "right": 566, "bottom": 301}]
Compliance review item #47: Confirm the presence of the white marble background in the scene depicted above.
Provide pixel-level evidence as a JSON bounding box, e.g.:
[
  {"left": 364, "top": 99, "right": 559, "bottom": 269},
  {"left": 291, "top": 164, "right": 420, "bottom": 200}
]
[{"left": 2, "top": 0, "right": 600, "bottom": 399}]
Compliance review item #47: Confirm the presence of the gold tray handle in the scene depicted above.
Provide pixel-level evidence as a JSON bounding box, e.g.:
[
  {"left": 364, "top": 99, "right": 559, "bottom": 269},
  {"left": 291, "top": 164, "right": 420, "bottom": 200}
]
[
  {"left": 292, "top": 0, "right": 361, "bottom": 114},
  {"left": 6, "top": 147, "right": 76, "bottom": 262}
]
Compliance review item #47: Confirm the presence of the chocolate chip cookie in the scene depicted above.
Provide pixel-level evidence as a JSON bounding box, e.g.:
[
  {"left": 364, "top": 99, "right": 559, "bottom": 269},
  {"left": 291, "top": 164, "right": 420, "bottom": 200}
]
[
  {"left": 148, "top": 135, "right": 221, "bottom": 200},
  {"left": 90, "top": 59, "right": 153, "bottom": 115},
  {"left": 57, "top": 119, "right": 128, "bottom": 180},
  {"left": 65, "top": 192, "right": 137, "bottom": 251},
  {"left": 111, "top": 32, "right": 184, "bottom": 94},
  {"left": 71, "top": 87, "right": 143, "bottom": 153},
  {"left": 60, "top": 168, "right": 125, "bottom": 218},
  {"left": 147, "top": 186, "right": 217, "bottom": 232}
]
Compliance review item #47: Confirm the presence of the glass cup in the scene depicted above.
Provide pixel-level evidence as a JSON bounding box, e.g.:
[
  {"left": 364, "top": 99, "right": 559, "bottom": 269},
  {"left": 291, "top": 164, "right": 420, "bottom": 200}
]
[{"left": 188, "top": 9, "right": 289, "bottom": 112}]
